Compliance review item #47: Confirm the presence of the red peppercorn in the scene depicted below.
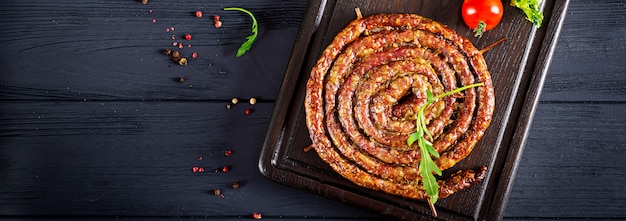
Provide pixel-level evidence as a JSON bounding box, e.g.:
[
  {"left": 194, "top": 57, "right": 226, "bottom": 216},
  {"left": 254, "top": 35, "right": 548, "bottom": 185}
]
[
  {"left": 253, "top": 212, "right": 262, "bottom": 220},
  {"left": 192, "top": 52, "right": 198, "bottom": 59},
  {"left": 245, "top": 108, "right": 254, "bottom": 115},
  {"left": 184, "top": 34, "right": 192, "bottom": 40},
  {"left": 198, "top": 167, "right": 205, "bottom": 173},
  {"left": 222, "top": 166, "right": 229, "bottom": 173},
  {"left": 195, "top": 11, "right": 203, "bottom": 18},
  {"left": 152, "top": 18, "right": 156, "bottom": 23},
  {"left": 192, "top": 166, "right": 199, "bottom": 173},
  {"left": 224, "top": 149, "right": 232, "bottom": 156}
]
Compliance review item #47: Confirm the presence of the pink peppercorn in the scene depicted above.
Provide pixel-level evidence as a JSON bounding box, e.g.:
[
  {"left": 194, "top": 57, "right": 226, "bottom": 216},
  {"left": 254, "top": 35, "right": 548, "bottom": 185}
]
[
  {"left": 184, "top": 34, "right": 192, "bottom": 40},
  {"left": 195, "top": 11, "right": 203, "bottom": 18}
]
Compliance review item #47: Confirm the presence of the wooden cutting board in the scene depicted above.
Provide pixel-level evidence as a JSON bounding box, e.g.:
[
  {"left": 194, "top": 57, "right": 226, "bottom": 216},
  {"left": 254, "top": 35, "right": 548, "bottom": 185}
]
[{"left": 260, "top": 0, "right": 569, "bottom": 220}]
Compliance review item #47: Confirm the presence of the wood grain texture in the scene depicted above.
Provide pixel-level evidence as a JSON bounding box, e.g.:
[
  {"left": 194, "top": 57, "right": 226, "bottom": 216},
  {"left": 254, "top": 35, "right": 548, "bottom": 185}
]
[
  {"left": 505, "top": 103, "right": 626, "bottom": 218},
  {"left": 539, "top": 0, "right": 626, "bottom": 102},
  {"left": 0, "top": 0, "right": 305, "bottom": 101},
  {"left": 1, "top": 0, "right": 625, "bottom": 220},
  {"left": 504, "top": 0, "right": 626, "bottom": 219},
  {"left": 0, "top": 101, "right": 376, "bottom": 218}
]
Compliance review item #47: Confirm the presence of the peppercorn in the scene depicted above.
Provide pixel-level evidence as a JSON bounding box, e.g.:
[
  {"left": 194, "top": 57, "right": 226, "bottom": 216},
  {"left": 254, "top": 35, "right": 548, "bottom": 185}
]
[
  {"left": 232, "top": 182, "right": 240, "bottom": 190},
  {"left": 213, "top": 189, "right": 221, "bottom": 196},
  {"left": 222, "top": 166, "right": 229, "bottom": 173},
  {"left": 184, "top": 34, "right": 192, "bottom": 40},
  {"left": 253, "top": 212, "right": 262, "bottom": 220},
  {"left": 195, "top": 11, "right": 203, "bottom": 18},
  {"left": 178, "top": 77, "right": 185, "bottom": 83},
  {"left": 172, "top": 50, "right": 180, "bottom": 58},
  {"left": 226, "top": 104, "right": 232, "bottom": 109},
  {"left": 192, "top": 52, "right": 198, "bottom": 59},
  {"left": 245, "top": 108, "right": 253, "bottom": 115},
  {"left": 224, "top": 149, "right": 232, "bottom": 156},
  {"left": 178, "top": 57, "right": 188, "bottom": 66},
  {"left": 164, "top": 48, "right": 172, "bottom": 55},
  {"left": 214, "top": 15, "right": 222, "bottom": 28},
  {"left": 141, "top": 0, "right": 148, "bottom": 4},
  {"left": 192, "top": 166, "right": 199, "bottom": 173},
  {"left": 249, "top": 97, "right": 257, "bottom": 105}
]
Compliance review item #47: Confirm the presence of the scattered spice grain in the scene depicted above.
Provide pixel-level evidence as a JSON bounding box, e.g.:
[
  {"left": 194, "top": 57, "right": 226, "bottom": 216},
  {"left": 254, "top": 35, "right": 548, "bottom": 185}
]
[
  {"left": 192, "top": 52, "right": 198, "bottom": 59},
  {"left": 249, "top": 97, "right": 257, "bottom": 105},
  {"left": 178, "top": 57, "right": 188, "bottom": 66},
  {"left": 222, "top": 166, "right": 230, "bottom": 173},
  {"left": 213, "top": 189, "right": 221, "bottom": 196},
  {"left": 195, "top": 11, "right": 203, "bottom": 18},
  {"left": 192, "top": 166, "right": 199, "bottom": 173},
  {"left": 213, "top": 15, "right": 222, "bottom": 28},
  {"left": 178, "top": 77, "right": 185, "bottom": 83},
  {"left": 164, "top": 49, "right": 172, "bottom": 55},
  {"left": 141, "top": 0, "right": 148, "bottom": 4},
  {"left": 245, "top": 108, "right": 253, "bottom": 115},
  {"left": 231, "top": 98, "right": 239, "bottom": 104},
  {"left": 232, "top": 182, "right": 240, "bottom": 189},
  {"left": 253, "top": 212, "right": 262, "bottom": 220},
  {"left": 225, "top": 149, "right": 233, "bottom": 156},
  {"left": 184, "top": 34, "right": 192, "bottom": 40}
]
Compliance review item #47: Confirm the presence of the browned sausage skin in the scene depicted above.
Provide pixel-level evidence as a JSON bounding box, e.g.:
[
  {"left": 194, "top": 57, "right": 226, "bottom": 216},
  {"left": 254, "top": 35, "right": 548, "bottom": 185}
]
[{"left": 305, "top": 14, "right": 494, "bottom": 200}]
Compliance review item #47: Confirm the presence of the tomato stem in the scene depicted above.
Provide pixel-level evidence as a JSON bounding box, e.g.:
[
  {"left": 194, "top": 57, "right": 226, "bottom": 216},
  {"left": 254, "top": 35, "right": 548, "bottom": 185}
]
[{"left": 473, "top": 21, "right": 486, "bottom": 37}]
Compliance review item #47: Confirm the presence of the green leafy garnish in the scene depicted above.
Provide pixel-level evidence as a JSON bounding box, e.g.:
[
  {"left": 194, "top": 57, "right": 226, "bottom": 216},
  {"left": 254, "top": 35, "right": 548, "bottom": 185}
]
[
  {"left": 510, "top": 0, "right": 544, "bottom": 27},
  {"left": 407, "top": 83, "right": 484, "bottom": 213},
  {"left": 223, "top": 7, "right": 258, "bottom": 57}
]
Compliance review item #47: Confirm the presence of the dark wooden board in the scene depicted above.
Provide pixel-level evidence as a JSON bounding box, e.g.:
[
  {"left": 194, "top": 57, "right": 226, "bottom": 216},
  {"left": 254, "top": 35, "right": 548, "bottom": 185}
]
[
  {"left": 260, "top": 0, "right": 569, "bottom": 220},
  {"left": 0, "top": 0, "right": 304, "bottom": 101},
  {"left": 0, "top": 101, "right": 377, "bottom": 218},
  {"left": 538, "top": 1, "right": 626, "bottom": 102},
  {"left": 505, "top": 103, "right": 626, "bottom": 218}
]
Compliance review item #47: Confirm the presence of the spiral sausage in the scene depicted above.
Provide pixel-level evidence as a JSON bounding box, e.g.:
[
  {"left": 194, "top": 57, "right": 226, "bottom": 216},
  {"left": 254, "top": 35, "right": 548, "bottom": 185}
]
[{"left": 305, "top": 14, "right": 494, "bottom": 200}]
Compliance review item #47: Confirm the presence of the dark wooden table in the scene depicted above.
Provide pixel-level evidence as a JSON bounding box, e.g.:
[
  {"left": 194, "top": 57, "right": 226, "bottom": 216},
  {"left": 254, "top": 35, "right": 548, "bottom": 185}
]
[{"left": 1, "top": 0, "right": 624, "bottom": 220}]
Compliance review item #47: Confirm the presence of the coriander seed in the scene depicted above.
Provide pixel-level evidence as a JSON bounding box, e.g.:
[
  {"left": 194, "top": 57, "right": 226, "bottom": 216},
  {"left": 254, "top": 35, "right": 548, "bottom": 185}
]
[
  {"left": 178, "top": 57, "right": 188, "bottom": 66},
  {"left": 249, "top": 97, "right": 257, "bottom": 105},
  {"left": 231, "top": 97, "right": 238, "bottom": 104}
]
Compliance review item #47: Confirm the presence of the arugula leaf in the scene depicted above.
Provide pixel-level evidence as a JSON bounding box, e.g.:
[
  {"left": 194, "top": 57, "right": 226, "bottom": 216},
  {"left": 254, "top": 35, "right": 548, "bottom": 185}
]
[
  {"left": 510, "top": 0, "right": 544, "bottom": 27},
  {"left": 407, "top": 82, "right": 484, "bottom": 211},
  {"left": 224, "top": 7, "right": 258, "bottom": 57}
]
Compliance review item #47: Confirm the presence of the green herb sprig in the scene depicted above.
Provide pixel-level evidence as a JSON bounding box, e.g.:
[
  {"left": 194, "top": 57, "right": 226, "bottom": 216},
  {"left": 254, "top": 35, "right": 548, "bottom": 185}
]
[
  {"left": 406, "top": 83, "right": 484, "bottom": 215},
  {"left": 510, "top": 0, "right": 544, "bottom": 28},
  {"left": 223, "top": 7, "right": 258, "bottom": 57}
]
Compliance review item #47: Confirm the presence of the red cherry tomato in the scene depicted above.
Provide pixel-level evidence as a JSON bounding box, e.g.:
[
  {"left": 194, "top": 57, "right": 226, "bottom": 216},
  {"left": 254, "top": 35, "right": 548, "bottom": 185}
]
[{"left": 462, "top": 0, "right": 504, "bottom": 37}]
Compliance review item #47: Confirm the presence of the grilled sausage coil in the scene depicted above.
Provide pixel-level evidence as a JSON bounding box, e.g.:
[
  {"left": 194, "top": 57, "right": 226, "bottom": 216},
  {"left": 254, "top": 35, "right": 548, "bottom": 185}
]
[{"left": 304, "top": 14, "right": 494, "bottom": 200}]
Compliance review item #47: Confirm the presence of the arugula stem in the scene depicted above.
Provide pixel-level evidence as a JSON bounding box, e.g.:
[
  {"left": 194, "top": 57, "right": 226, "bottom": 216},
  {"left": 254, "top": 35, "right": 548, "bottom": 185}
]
[
  {"left": 223, "top": 7, "right": 258, "bottom": 57},
  {"left": 406, "top": 82, "right": 485, "bottom": 217}
]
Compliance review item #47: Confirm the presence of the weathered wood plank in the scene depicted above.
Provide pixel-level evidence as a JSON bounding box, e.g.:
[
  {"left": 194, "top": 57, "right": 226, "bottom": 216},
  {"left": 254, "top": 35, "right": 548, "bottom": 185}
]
[
  {"left": 540, "top": 0, "right": 626, "bottom": 102},
  {"left": 505, "top": 103, "right": 626, "bottom": 218},
  {"left": 0, "top": 101, "right": 376, "bottom": 218},
  {"left": 0, "top": 0, "right": 305, "bottom": 101}
]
